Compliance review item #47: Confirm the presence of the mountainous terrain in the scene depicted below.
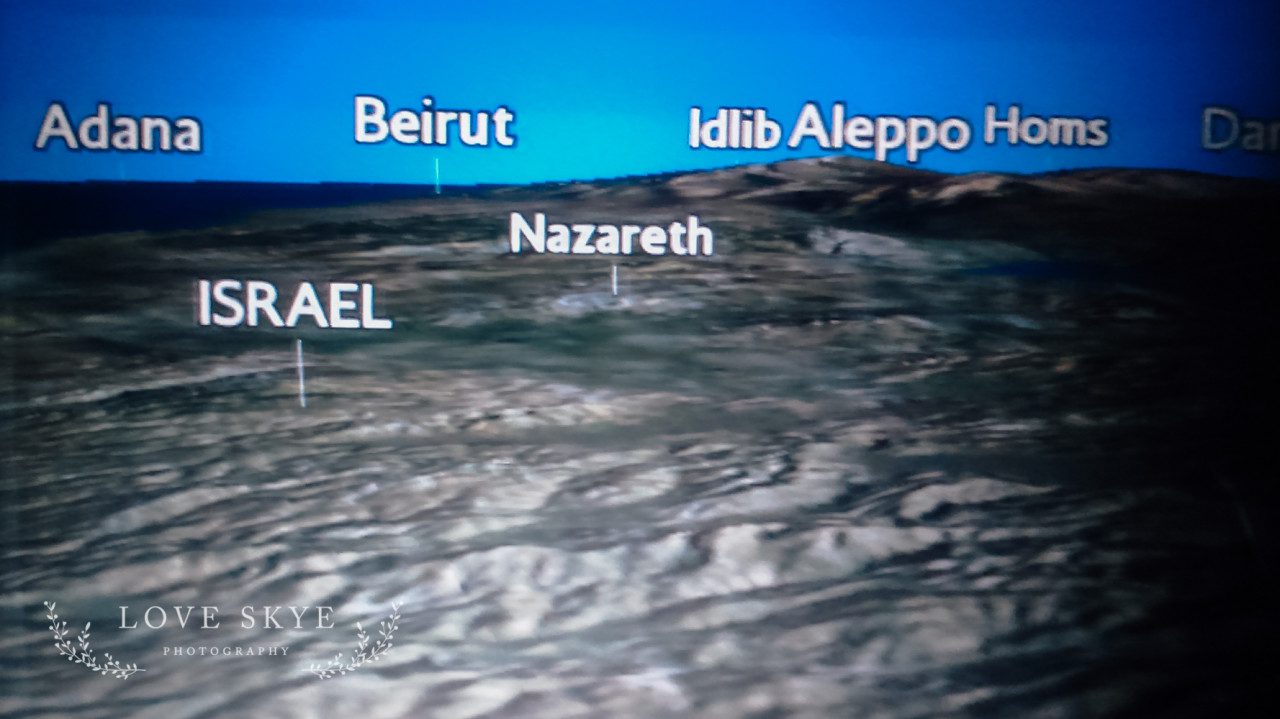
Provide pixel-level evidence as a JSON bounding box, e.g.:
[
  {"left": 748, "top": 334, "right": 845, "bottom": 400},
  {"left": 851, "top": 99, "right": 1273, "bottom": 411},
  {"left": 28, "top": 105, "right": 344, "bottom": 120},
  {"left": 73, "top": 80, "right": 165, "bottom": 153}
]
[{"left": 1, "top": 158, "right": 1276, "bottom": 717}]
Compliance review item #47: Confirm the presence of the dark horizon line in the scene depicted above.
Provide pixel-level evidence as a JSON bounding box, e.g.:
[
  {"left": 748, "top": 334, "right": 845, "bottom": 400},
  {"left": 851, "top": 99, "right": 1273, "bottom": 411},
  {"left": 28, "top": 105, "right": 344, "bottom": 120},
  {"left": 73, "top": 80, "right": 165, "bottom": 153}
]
[
  {"left": 2, "top": 154, "right": 1276, "bottom": 191},
  {"left": 2, "top": 157, "right": 1275, "bottom": 251}
]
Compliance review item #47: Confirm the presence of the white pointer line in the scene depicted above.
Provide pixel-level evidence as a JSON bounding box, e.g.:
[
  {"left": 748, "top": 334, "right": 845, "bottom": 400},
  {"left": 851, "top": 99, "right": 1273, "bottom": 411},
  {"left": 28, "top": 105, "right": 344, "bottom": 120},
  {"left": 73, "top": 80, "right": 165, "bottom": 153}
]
[
  {"left": 296, "top": 339, "right": 307, "bottom": 408},
  {"left": 611, "top": 264, "right": 619, "bottom": 296}
]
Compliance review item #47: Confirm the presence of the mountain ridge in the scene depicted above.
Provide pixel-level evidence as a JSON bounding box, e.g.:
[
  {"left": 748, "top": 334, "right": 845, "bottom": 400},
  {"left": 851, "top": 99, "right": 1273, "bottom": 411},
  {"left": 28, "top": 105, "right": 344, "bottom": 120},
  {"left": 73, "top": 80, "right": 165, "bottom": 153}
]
[{"left": 3, "top": 156, "right": 1276, "bottom": 248}]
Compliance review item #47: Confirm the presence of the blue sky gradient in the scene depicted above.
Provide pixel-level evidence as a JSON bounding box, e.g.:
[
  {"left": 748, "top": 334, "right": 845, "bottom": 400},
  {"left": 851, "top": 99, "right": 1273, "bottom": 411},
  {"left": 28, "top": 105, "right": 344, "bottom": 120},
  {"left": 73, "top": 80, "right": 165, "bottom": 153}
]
[{"left": 2, "top": 0, "right": 1277, "bottom": 183}]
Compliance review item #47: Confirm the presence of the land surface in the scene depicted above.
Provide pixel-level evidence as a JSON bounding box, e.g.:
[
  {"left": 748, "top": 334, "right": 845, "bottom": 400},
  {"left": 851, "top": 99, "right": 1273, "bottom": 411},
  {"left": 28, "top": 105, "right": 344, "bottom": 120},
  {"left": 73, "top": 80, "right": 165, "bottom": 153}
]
[{"left": 1, "top": 157, "right": 1276, "bottom": 717}]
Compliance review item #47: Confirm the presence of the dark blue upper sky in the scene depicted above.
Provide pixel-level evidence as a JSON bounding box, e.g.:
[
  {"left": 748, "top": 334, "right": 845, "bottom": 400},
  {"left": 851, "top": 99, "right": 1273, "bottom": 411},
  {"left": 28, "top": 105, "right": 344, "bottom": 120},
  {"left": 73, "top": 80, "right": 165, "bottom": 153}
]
[{"left": 2, "top": 0, "right": 1277, "bottom": 183}]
